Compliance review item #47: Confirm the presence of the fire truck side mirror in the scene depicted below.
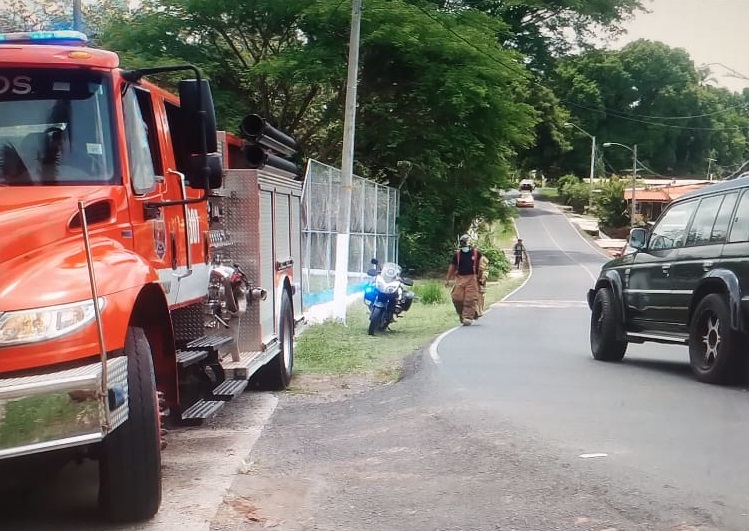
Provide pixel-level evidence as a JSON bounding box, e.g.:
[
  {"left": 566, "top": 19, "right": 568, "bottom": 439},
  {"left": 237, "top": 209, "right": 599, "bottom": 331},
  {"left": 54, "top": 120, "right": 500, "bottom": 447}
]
[
  {"left": 186, "top": 153, "right": 223, "bottom": 189},
  {"left": 179, "top": 79, "right": 218, "bottom": 153},
  {"left": 179, "top": 79, "right": 222, "bottom": 189}
]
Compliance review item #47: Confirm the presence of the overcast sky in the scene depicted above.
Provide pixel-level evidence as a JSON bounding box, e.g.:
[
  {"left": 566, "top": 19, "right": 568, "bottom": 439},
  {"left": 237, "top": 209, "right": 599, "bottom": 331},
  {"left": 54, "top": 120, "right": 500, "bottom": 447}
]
[{"left": 607, "top": 0, "right": 749, "bottom": 92}]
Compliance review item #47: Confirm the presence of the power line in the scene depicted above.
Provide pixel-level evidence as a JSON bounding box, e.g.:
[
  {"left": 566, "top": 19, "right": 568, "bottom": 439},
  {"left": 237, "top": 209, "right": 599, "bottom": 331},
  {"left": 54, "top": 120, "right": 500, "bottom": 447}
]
[
  {"left": 409, "top": 2, "right": 749, "bottom": 132},
  {"left": 565, "top": 101, "right": 747, "bottom": 131},
  {"left": 583, "top": 102, "right": 749, "bottom": 121}
]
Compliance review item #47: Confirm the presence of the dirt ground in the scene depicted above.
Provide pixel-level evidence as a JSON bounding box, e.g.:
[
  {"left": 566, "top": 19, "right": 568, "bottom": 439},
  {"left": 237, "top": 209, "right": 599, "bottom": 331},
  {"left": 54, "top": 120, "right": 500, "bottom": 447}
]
[{"left": 285, "top": 372, "right": 391, "bottom": 403}]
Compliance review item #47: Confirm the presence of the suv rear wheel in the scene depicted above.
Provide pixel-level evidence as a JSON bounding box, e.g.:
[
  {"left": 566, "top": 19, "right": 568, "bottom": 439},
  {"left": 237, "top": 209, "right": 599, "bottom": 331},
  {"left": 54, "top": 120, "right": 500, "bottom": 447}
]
[
  {"left": 590, "top": 287, "right": 627, "bottom": 362},
  {"left": 689, "top": 293, "right": 742, "bottom": 384}
]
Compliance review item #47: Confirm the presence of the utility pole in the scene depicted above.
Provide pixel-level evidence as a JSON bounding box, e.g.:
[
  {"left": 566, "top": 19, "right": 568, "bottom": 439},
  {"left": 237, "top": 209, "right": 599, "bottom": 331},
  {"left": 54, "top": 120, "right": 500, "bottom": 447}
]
[
  {"left": 707, "top": 157, "right": 716, "bottom": 181},
  {"left": 631, "top": 144, "right": 638, "bottom": 224},
  {"left": 588, "top": 135, "right": 596, "bottom": 212},
  {"left": 332, "top": 0, "right": 362, "bottom": 323},
  {"left": 602, "top": 142, "right": 638, "bottom": 225},
  {"left": 73, "top": 0, "right": 82, "bottom": 31},
  {"left": 563, "top": 122, "right": 596, "bottom": 212}
]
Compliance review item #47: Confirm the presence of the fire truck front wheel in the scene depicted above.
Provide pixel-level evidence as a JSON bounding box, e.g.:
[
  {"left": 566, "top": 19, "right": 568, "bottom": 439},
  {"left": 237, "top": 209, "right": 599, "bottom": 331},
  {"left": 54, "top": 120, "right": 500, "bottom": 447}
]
[{"left": 99, "top": 327, "right": 162, "bottom": 522}]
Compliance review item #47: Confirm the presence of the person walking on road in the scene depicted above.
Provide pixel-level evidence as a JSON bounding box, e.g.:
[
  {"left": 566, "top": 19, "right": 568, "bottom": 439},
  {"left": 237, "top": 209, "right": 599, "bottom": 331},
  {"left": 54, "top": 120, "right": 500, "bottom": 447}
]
[
  {"left": 476, "top": 253, "right": 490, "bottom": 317},
  {"left": 513, "top": 238, "right": 526, "bottom": 269},
  {"left": 445, "top": 234, "right": 482, "bottom": 326}
]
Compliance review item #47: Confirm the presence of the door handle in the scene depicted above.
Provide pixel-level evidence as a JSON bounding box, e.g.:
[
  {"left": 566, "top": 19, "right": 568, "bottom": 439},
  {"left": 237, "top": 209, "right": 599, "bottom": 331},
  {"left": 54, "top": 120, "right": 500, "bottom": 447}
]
[
  {"left": 661, "top": 264, "right": 671, "bottom": 277},
  {"left": 703, "top": 260, "right": 714, "bottom": 272}
]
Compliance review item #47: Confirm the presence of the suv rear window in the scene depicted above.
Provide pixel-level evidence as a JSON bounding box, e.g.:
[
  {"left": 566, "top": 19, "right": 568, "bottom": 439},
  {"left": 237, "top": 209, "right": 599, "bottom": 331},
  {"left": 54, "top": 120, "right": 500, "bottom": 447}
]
[
  {"left": 686, "top": 195, "right": 723, "bottom": 246},
  {"left": 709, "top": 192, "right": 738, "bottom": 244},
  {"left": 728, "top": 190, "right": 749, "bottom": 243}
]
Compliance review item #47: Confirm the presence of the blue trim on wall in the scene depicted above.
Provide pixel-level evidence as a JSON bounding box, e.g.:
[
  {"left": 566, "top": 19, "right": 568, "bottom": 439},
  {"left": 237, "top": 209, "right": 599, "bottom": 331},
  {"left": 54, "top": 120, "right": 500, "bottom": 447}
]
[{"left": 303, "top": 281, "right": 370, "bottom": 308}]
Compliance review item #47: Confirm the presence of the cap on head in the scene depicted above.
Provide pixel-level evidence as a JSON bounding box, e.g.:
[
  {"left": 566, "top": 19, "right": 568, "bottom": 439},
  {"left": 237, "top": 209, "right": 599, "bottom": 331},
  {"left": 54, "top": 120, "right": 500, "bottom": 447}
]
[{"left": 459, "top": 234, "right": 470, "bottom": 245}]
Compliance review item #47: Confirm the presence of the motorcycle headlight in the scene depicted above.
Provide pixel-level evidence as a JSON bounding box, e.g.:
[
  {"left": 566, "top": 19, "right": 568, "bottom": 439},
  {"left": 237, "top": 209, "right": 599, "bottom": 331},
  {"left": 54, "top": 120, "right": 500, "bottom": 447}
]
[{"left": 0, "top": 298, "right": 105, "bottom": 346}]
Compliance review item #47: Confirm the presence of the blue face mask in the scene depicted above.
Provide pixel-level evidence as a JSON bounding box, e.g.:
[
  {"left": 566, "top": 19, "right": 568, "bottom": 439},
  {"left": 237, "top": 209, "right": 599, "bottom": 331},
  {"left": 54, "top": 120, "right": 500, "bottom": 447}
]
[{"left": 461, "top": 246, "right": 470, "bottom": 253}]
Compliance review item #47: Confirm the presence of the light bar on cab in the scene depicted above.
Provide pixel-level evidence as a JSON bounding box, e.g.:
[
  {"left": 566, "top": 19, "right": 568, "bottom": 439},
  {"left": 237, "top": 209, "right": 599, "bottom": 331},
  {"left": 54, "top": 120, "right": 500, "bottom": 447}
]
[{"left": 0, "top": 30, "right": 88, "bottom": 46}]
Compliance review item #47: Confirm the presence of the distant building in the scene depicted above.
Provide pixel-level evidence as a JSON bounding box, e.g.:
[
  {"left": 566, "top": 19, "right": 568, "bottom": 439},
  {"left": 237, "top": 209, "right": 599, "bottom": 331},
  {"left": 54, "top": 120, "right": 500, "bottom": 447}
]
[{"left": 624, "top": 181, "right": 713, "bottom": 221}]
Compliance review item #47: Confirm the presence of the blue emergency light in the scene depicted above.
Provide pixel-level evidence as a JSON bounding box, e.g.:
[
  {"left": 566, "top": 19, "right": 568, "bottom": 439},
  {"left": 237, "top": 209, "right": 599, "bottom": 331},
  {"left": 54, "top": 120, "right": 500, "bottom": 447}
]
[{"left": 0, "top": 30, "right": 88, "bottom": 46}]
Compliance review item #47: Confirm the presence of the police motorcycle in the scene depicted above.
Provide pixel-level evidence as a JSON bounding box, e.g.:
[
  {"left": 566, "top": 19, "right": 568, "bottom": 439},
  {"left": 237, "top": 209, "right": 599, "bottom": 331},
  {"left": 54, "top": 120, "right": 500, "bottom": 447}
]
[{"left": 364, "top": 258, "right": 415, "bottom": 336}]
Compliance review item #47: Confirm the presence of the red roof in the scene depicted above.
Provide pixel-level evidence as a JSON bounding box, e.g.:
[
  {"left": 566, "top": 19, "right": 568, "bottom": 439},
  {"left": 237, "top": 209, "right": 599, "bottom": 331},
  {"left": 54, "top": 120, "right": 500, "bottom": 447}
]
[{"left": 624, "top": 183, "right": 710, "bottom": 202}]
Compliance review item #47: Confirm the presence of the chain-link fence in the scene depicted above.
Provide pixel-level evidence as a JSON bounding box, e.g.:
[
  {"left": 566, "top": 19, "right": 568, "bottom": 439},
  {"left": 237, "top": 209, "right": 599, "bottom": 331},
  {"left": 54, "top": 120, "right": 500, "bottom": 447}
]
[{"left": 301, "top": 159, "right": 400, "bottom": 307}]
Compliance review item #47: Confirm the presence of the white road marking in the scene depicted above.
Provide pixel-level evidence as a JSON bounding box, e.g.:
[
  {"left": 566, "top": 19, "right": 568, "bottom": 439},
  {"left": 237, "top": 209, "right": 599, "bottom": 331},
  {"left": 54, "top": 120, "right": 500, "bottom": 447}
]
[
  {"left": 503, "top": 218, "right": 535, "bottom": 301},
  {"left": 493, "top": 300, "right": 588, "bottom": 309},
  {"left": 537, "top": 213, "right": 599, "bottom": 283},
  {"left": 429, "top": 219, "right": 534, "bottom": 365},
  {"left": 579, "top": 453, "right": 609, "bottom": 459},
  {"left": 429, "top": 327, "right": 459, "bottom": 364},
  {"left": 555, "top": 204, "right": 613, "bottom": 259}
]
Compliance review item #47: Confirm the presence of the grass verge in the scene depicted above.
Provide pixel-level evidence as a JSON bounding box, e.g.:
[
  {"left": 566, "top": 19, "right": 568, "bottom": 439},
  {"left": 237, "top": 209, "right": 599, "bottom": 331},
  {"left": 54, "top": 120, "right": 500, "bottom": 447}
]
[
  {"left": 294, "top": 272, "right": 527, "bottom": 386},
  {"left": 535, "top": 187, "right": 560, "bottom": 203},
  {"left": 488, "top": 221, "right": 517, "bottom": 249}
]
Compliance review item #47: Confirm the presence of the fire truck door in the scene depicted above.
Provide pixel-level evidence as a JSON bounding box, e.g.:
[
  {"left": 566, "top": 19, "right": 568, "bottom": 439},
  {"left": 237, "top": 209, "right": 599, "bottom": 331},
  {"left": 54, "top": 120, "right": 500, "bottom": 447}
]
[
  {"left": 123, "top": 86, "right": 209, "bottom": 307},
  {"left": 122, "top": 85, "right": 175, "bottom": 298}
]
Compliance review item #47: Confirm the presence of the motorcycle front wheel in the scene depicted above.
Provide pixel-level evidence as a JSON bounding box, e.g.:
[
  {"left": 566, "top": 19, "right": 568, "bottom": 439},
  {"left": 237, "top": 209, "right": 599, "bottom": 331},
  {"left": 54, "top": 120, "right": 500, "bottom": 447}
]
[{"left": 368, "top": 306, "right": 385, "bottom": 336}]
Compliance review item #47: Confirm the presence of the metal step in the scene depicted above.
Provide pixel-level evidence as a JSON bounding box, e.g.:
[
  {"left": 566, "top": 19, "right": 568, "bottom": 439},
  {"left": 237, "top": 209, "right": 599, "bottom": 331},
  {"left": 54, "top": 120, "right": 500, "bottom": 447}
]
[
  {"left": 221, "top": 350, "right": 274, "bottom": 380},
  {"left": 176, "top": 349, "right": 209, "bottom": 368},
  {"left": 211, "top": 379, "right": 248, "bottom": 400},
  {"left": 180, "top": 399, "right": 226, "bottom": 425},
  {"left": 186, "top": 335, "right": 234, "bottom": 354}
]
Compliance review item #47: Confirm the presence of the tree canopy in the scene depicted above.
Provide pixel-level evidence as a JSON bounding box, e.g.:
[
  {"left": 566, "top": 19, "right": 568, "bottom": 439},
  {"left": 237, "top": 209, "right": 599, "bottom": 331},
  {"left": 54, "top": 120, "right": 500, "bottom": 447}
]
[{"left": 5, "top": 0, "right": 749, "bottom": 270}]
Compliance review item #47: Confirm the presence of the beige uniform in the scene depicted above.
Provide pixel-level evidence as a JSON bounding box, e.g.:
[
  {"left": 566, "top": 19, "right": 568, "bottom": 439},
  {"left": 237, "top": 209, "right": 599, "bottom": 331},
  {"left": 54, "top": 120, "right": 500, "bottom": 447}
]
[
  {"left": 452, "top": 274, "right": 479, "bottom": 322},
  {"left": 476, "top": 255, "right": 489, "bottom": 316},
  {"left": 448, "top": 248, "right": 484, "bottom": 323}
]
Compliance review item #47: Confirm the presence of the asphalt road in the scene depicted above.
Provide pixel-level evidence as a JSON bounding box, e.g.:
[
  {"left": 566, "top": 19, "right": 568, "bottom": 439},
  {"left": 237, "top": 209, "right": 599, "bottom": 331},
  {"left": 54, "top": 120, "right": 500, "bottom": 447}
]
[
  {"left": 207, "top": 198, "right": 749, "bottom": 530},
  {"left": 476, "top": 200, "right": 749, "bottom": 526},
  {"left": 7, "top": 199, "right": 749, "bottom": 530}
]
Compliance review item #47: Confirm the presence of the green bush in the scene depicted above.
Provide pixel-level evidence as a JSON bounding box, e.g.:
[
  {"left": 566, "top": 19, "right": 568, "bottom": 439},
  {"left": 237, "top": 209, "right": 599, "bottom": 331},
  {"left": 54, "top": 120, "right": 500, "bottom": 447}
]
[
  {"left": 594, "top": 178, "right": 629, "bottom": 228},
  {"left": 556, "top": 174, "right": 579, "bottom": 194},
  {"left": 563, "top": 181, "right": 591, "bottom": 213},
  {"left": 400, "top": 231, "right": 453, "bottom": 276},
  {"left": 478, "top": 244, "right": 510, "bottom": 280},
  {"left": 413, "top": 280, "right": 446, "bottom": 305}
]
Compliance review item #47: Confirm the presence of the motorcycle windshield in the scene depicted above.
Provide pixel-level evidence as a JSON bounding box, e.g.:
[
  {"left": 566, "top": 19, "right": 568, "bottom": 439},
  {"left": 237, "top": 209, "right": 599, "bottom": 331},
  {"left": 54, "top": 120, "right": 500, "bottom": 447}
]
[{"left": 380, "top": 262, "right": 401, "bottom": 282}]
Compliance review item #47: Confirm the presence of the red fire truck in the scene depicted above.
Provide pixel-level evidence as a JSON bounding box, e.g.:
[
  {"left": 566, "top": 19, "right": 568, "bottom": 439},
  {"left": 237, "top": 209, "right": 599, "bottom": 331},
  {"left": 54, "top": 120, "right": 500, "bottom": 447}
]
[{"left": 0, "top": 30, "right": 303, "bottom": 522}]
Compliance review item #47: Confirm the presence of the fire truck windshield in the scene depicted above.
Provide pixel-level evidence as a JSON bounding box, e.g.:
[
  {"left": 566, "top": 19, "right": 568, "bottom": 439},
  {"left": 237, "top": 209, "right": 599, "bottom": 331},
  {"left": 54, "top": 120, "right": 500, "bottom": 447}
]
[{"left": 0, "top": 68, "right": 116, "bottom": 186}]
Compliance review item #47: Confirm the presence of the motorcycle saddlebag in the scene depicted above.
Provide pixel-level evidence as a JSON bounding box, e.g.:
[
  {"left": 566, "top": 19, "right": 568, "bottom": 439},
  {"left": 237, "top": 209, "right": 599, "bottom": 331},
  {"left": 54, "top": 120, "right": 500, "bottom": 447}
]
[{"left": 401, "top": 290, "right": 415, "bottom": 312}]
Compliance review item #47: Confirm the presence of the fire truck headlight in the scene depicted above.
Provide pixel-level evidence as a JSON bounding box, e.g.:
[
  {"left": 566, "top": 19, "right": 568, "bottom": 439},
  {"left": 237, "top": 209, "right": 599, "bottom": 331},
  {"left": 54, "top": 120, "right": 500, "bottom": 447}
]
[{"left": 0, "top": 298, "right": 105, "bottom": 346}]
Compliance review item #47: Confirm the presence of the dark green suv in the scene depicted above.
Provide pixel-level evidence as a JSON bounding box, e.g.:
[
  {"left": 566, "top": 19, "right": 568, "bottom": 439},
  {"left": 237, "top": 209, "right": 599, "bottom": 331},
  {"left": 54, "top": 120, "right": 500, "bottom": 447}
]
[{"left": 588, "top": 178, "right": 749, "bottom": 384}]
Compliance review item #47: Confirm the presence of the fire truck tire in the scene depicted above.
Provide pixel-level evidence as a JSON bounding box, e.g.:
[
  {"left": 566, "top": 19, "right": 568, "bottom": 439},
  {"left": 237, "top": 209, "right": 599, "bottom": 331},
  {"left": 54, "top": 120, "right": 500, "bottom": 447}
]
[
  {"left": 99, "top": 326, "right": 162, "bottom": 522},
  {"left": 253, "top": 291, "right": 294, "bottom": 390}
]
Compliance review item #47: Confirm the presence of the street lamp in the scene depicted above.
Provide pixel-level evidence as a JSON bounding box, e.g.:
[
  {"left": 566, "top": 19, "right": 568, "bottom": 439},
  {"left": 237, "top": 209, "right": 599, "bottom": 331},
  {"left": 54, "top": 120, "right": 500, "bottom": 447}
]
[
  {"left": 564, "top": 122, "right": 596, "bottom": 211},
  {"left": 701, "top": 62, "right": 749, "bottom": 82},
  {"left": 602, "top": 142, "right": 638, "bottom": 225}
]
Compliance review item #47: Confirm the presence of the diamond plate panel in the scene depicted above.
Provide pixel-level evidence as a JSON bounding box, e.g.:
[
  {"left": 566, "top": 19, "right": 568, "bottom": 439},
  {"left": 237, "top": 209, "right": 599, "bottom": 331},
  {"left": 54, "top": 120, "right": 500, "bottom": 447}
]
[
  {"left": 216, "top": 169, "right": 263, "bottom": 353},
  {"left": 171, "top": 300, "right": 205, "bottom": 345},
  {"left": 106, "top": 356, "right": 129, "bottom": 431}
]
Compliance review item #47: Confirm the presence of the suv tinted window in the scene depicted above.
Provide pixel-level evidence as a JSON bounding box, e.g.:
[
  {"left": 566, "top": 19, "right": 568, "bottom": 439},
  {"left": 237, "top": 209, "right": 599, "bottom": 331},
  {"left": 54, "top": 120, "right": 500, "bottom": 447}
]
[
  {"left": 728, "top": 190, "right": 749, "bottom": 243},
  {"left": 686, "top": 195, "right": 723, "bottom": 246},
  {"left": 710, "top": 192, "right": 738, "bottom": 243},
  {"left": 649, "top": 200, "right": 697, "bottom": 251}
]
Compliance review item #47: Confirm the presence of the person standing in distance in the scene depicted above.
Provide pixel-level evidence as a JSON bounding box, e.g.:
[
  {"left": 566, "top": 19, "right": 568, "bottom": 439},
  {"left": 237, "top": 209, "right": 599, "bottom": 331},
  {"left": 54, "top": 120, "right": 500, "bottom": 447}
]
[{"left": 445, "top": 234, "right": 482, "bottom": 326}]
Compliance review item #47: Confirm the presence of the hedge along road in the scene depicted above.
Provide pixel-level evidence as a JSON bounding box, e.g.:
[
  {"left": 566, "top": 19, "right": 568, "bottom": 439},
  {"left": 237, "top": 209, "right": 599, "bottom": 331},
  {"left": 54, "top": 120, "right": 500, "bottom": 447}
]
[{"left": 434, "top": 199, "right": 749, "bottom": 530}]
